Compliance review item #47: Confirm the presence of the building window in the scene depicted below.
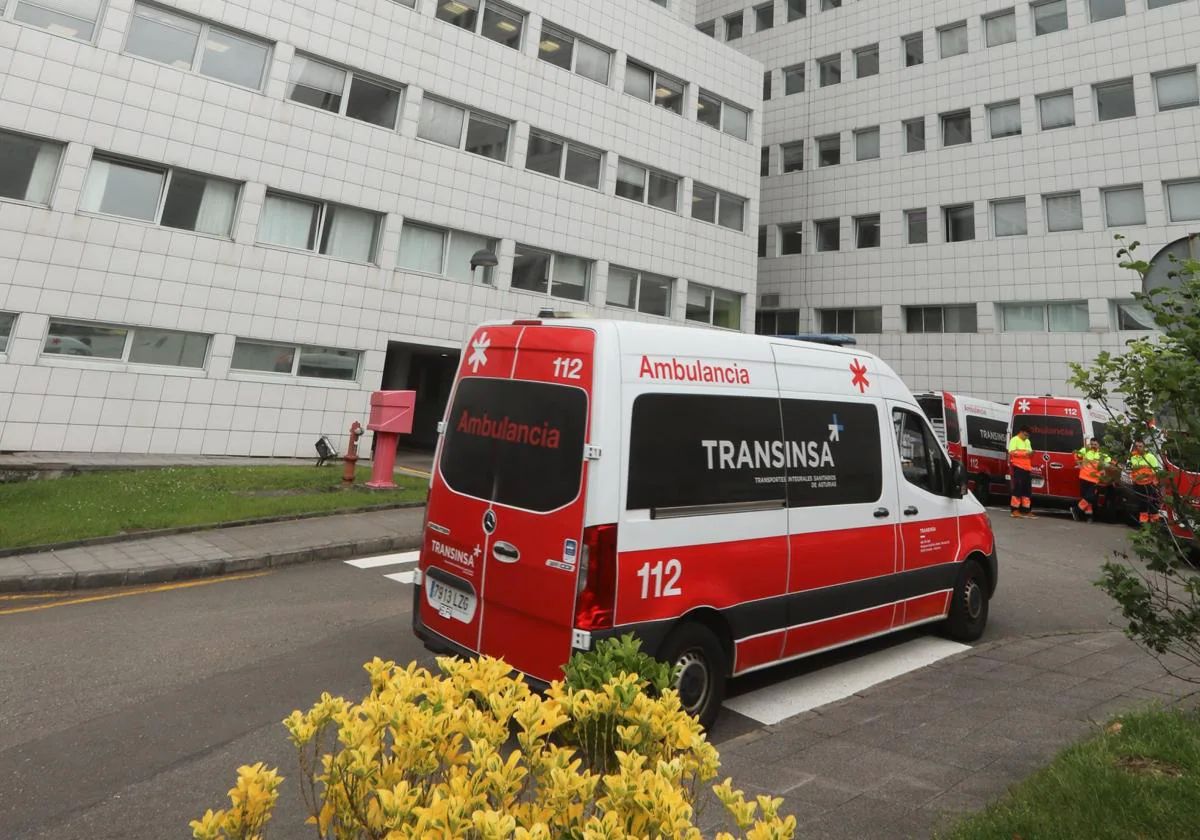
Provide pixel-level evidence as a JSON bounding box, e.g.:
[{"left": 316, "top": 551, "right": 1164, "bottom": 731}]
[
  {"left": 820, "top": 0, "right": 841, "bottom": 9},
  {"left": 696, "top": 20, "right": 715, "bottom": 37},
  {"left": 80, "top": 155, "right": 239, "bottom": 236},
  {"left": 855, "top": 127, "right": 880, "bottom": 160},
  {"left": 756, "top": 308, "right": 801, "bottom": 336},
  {"left": 855, "top": 214, "right": 880, "bottom": 248},
  {"left": 758, "top": 226, "right": 769, "bottom": 257},
  {"left": 755, "top": 3, "right": 773, "bottom": 31},
  {"left": 607, "top": 267, "right": 673, "bottom": 316},
  {"left": 987, "top": 100, "right": 1022, "bottom": 138},
  {"left": 691, "top": 184, "right": 746, "bottom": 230},
  {"left": 788, "top": 0, "right": 807, "bottom": 21},
  {"left": 782, "top": 141, "right": 804, "bottom": 172},
  {"left": 125, "top": 3, "right": 272, "bottom": 89},
  {"left": 1095, "top": 79, "right": 1136, "bottom": 121},
  {"left": 818, "top": 54, "right": 841, "bottom": 87},
  {"left": 761, "top": 146, "right": 771, "bottom": 176},
  {"left": 763, "top": 71, "right": 772, "bottom": 100},
  {"left": 1001, "top": 302, "right": 1089, "bottom": 332},
  {"left": 817, "top": 134, "right": 840, "bottom": 166},
  {"left": 938, "top": 22, "right": 968, "bottom": 58},
  {"left": 903, "top": 32, "right": 924, "bottom": 66},
  {"left": 624, "top": 60, "right": 684, "bottom": 114},
  {"left": 287, "top": 55, "right": 402, "bottom": 129},
  {"left": 538, "top": 24, "right": 612, "bottom": 85},
  {"left": 258, "top": 192, "right": 380, "bottom": 262},
  {"left": 784, "top": 64, "right": 806, "bottom": 94},
  {"left": 231, "top": 340, "right": 360, "bottom": 380},
  {"left": 1032, "top": 0, "right": 1068, "bottom": 35},
  {"left": 943, "top": 204, "right": 975, "bottom": 241},
  {"left": 815, "top": 218, "right": 840, "bottom": 251},
  {"left": 984, "top": 9, "right": 1016, "bottom": 46},
  {"left": 1166, "top": 179, "right": 1200, "bottom": 222},
  {"left": 903, "top": 117, "right": 926, "bottom": 152},
  {"left": 724, "top": 11, "right": 743, "bottom": 40},
  {"left": 1114, "top": 301, "right": 1155, "bottom": 330},
  {"left": 1088, "top": 0, "right": 1125, "bottom": 23},
  {"left": 615, "top": 159, "right": 679, "bottom": 211},
  {"left": 1044, "top": 191, "right": 1084, "bottom": 231},
  {"left": 779, "top": 222, "right": 804, "bottom": 255},
  {"left": 992, "top": 198, "right": 1028, "bottom": 236},
  {"left": 941, "top": 110, "right": 972, "bottom": 146},
  {"left": 855, "top": 44, "right": 879, "bottom": 78},
  {"left": 1038, "top": 90, "right": 1076, "bottom": 129},
  {"left": 906, "top": 209, "right": 928, "bottom": 244},
  {"left": 1154, "top": 67, "right": 1199, "bottom": 112},
  {"left": 11, "top": 0, "right": 103, "bottom": 41},
  {"left": 1148, "top": 0, "right": 1188, "bottom": 7},
  {"left": 0, "top": 311, "right": 14, "bottom": 354},
  {"left": 511, "top": 244, "right": 591, "bottom": 301},
  {"left": 44, "top": 320, "right": 211, "bottom": 367},
  {"left": 0, "top": 129, "right": 62, "bottom": 206},
  {"left": 686, "top": 283, "right": 742, "bottom": 329},
  {"left": 697, "top": 91, "right": 750, "bottom": 140},
  {"left": 417, "top": 97, "right": 510, "bottom": 161},
  {"left": 906, "top": 305, "right": 977, "bottom": 333},
  {"left": 435, "top": 0, "right": 524, "bottom": 49},
  {"left": 397, "top": 221, "right": 498, "bottom": 283},
  {"left": 820, "top": 308, "right": 881, "bottom": 334},
  {"left": 1101, "top": 185, "right": 1146, "bottom": 228},
  {"left": 526, "top": 130, "right": 603, "bottom": 189}
]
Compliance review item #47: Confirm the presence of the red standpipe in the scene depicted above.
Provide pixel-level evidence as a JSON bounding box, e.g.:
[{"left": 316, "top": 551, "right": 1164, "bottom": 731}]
[{"left": 342, "top": 420, "right": 363, "bottom": 487}]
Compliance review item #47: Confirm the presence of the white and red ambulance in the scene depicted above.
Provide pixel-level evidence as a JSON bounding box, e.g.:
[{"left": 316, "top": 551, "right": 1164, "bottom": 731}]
[
  {"left": 413, "top": 319, "right": 998, "bottom": 727},
  {"left": 915, "top": 392, "right": 1011, "bottom": 505},
  {"left": 1009, "top": 396, "right": 1112, "bottom": 504}
]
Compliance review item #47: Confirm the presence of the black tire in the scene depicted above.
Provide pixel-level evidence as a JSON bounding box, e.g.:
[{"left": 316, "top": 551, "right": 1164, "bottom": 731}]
[
  {"left": 943, "top": 558, "right": 989, "bottom": 642},
  {"left": 971, "top": 474, "right": 990, "bottom": 507},
  {"left": 659, "top": 622, "right": 729, "bottom": 731}
]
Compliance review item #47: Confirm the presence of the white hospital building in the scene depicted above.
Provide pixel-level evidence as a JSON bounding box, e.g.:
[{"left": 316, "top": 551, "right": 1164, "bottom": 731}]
[{"left": 1, "top": 0, "right": 1198, "bottom": 456}]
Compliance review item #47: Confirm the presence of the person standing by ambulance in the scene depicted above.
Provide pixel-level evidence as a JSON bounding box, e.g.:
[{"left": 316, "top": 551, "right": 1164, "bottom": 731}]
[
  {"left": 1072, "top": 438, "right": 1107, "bottom": 521},
  {"left": 1129, "top": 440, "right": 1161, "bottom": 524},
  {"left": 1008, "top": 426, "right": 1035, "bottom": 518}
]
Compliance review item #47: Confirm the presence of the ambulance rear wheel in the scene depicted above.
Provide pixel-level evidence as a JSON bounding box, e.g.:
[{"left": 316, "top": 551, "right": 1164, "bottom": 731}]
[
  {"left": 943, "top": 558, "right": 989, "bottom": 642},
  {"left": 971, "top": 475, "right": 991, "bottom": 506},
  {"left": 661, "top": 623, "right": 728, "bottom": 731}
]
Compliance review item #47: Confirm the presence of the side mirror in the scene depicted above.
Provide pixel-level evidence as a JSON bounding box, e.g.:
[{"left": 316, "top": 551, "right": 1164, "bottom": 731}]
[{"left": 951, "top": 461, "right": 969, "bottom": 498}]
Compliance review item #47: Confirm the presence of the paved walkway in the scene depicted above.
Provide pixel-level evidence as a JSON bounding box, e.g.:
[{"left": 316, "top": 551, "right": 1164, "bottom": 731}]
[
  {"left": 0, "top": 507, "right": 426, "bottom": 591},
  {"left": 701, "top": 629, "right": 1200, "bottom": 839}
]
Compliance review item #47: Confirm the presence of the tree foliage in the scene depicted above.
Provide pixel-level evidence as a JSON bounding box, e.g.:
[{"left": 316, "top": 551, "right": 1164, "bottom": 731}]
[{"left": 1068, "top": 235, "right": 1200, "bottom": 678}]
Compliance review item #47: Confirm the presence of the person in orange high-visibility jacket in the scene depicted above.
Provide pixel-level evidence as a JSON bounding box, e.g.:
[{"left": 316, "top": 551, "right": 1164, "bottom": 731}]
[
  {"left": 1008, "top": 426, "right": 1035, "bottom": 518},
  {"left": 1072, "top": 438, "right": 1109, "bottom": 521},
  {"left": 1129, "top": 441, "right": 1162, "bottom": 524}
]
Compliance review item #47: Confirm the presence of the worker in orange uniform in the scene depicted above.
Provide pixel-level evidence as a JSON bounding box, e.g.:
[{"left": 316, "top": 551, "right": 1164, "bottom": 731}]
[
  {"left": 1008, "top": 426, "right": 1035, "bottom": 518},
  {"left": 1072, "top": 438, "right": 1108, "bottom": 522},
  {"left": 1129, "top": 441, "right": 1161, "bottom": 524}
]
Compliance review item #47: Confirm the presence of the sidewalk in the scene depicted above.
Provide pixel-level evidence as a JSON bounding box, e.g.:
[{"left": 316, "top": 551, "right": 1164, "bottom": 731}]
[
  {"left": 0, "top": 449, "right": 435, "bottom": 473},
  {"left": 0, "top": 506, "right": 426, "bottom": 592},
  {"left": 701, "top": 629, "right": 1200, "bottom": 839}
]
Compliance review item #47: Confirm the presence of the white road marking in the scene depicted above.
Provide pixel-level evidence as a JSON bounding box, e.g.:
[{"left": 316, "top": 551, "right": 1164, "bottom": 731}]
[
  {"left": 385, "top": 571, "right": 416, "bottom": 584},
  {"left": 345, "top": 551, "right": 420, "bottom": 569},
  {"left": 723, "top": 636, "right": 969, "bottom": 725}
]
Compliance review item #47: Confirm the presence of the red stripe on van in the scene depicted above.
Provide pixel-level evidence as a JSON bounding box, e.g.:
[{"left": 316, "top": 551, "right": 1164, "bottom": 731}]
[
  {"left": 734, "top": 630, "right": 787, "bottom": 673},
  {"left": 778, "top": 604, "right": 895, "bottom": 662},
  {"left": 787, "top": 523, "right": 897, "bottom": 592}
]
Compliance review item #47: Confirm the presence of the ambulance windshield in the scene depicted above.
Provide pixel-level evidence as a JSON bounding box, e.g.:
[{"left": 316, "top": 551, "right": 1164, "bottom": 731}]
[
  {"left": 1025, "top": 416, "right": 1084, "bottom": 453},
  {"left": 439, "top": 378, "right": 587, "bottom": 512}
]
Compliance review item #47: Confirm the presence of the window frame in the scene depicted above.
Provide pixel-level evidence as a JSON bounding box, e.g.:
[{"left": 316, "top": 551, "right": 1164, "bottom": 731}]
[
  {"left": 511, "top": 243, "right": 593, "bottom": 301},
  {"left": 258, "top": 190, "right": 381, "bottom": 263},
  {"left": 287, "top": 53, "right": 404, "bottom": 130},
  {"left": 396, "top": 219, "right": 499, "bottom": 284},
  {"left": 987, "top": 99, "right": 1022, "bottom": 138},
  {"left": 624, "top": 59, "right": 685, "bottom": 115},
  {"left": 983, "top": 8, "right": 1017, "bottom": 47},
  {"left": 1153, "top": 66, "right": 1200, "bottom": 112},
  {"left": 819, "top": 307, "right": 882, "bottom": 334},
  {"left": 1101, "top": 184, "right": 1147, "bottom": 227},
  {"left": 943, "top": 203, "right": 976, "bottom": 242},
  {"left": 1165, "top": 178, "right": 1200, "bottom": 223},
  {"left": 787, "top": 0, "right": 807, "bottom": 21},
  {"left": 1037, "top": 89, "right": 1076, "bottom": 129},
  {"left": 754, "top": 2, "right": 773, "bottom": 31},
  {"left": 41, "top": 318, "right": 212, "bottom": 369},
  {"left": 615, "top": 158, "right": 679, "bottom": 212},
  {"left": 903, "top": 117, "right": 926, "bottom": 152},
  {"left": 902, "top": 32, "right": 924, "bottom": 66},
  {"left": 814, "top": 218, "right": 840, "bottom": 252},
  {"left": 697, "top": 89, "right": 751, "bottom": 140},
  {"left": 0, "top": 128, "right": 64, "bottom": 207},
  {"left": 940, "top": 109, "right": 973, "bottom": 146},
  {"left": 605, "top": 265, "right": 674, "bottom": 317},
  {"left": 854, "top": 213, "right": 881, "bottom": 248},
  {"left": 783, "top": 63, "right": 806, "bottom": 95},
  {"left": 817, "top": 53, "right": 841, "bottom": 87},
  {"left": 1094, "top": 78, "right": 1137, "bottom": 121},
  {"left": 991, "top": 197, "right": 1028, "bottom": 236},
  {"left": 525, "top": 129, "right": 604, "bottom": 190},
  {"left": 417, "top": 96, "right": 512, "bottom": 161},
  {"left": 123, "top": 2, "right": 273, "bottom": 91},
  {"left": 685, "top": 282, "right": 743, "bottom": 329},
  {"left": 781, "top": 140, "right": 805, "bottom": 173},
  {"left": 905, "top": 304, "right": 977, "bottom": 334},
  {"left": 434, "top": 0, "right": 526, "bottom": 49},
  {"left": 724, "top": 11, "right": 743, "bottom": 40},
  {"left": 854, "top": 126, "right": 880, "bottom": 161},
  {"left": 230, "top": 338, "right": 362, "bottom": 381},
  {"left": 1032, "top": 0, "right": 1068, "bottom": 35},
  {"left": 9, "top": 0, "right": 106, "bottom": 43},
  {"left": 817, "top": 133, "right": 841, "bottom": 166},
  {"left": 537, "top": 22, "right": 612, "bottom": 86},
  {"left": 905, "top": 208, "right": 928, "bottom": 244},
  {"left": 779, "top": 222, "right": 804, "bottom": 255},
  {"left": 1087, "top": 0, "right": 1126, "bottom": 23},
  {"left": 1043, "top": 191, "right": 1085, "bottom": 232},
  {"left": 937, "top": 21, "right": 968, "bottom": 58},
  {"left": 854, "top": 44, "right": 879, "bottom": 78},
  {"left": 1000, "top": 301, "right": 1090, "bottom": 333}
]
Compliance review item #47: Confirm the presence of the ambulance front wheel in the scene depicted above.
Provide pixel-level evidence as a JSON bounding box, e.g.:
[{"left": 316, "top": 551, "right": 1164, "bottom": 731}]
[
  {"left": 661, "top": 622, "right": 728, "bottom": 731},
  {"left": 943, "top": 558, "right": 989, "bottom": 642}
]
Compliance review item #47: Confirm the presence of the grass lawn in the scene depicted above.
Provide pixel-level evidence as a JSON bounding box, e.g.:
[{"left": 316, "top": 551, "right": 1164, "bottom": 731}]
[
  {"left": 0, "top": 466, "right": 427, "bottom": 549},
  {"left": 942, "top": 706, "right": 1200, "bottom": 840}
]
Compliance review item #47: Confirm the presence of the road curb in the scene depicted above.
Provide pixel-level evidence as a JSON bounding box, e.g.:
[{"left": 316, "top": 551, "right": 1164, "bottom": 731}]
[{"left": 0, "top": 533, "right": 424, "bottom": 593}]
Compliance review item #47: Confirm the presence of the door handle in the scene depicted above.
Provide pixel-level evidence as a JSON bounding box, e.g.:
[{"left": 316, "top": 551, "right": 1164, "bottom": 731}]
[
  {"left": 873, "top": 507, "right": 890, "bottom": 518},
  {"left": 1049, "top": 463, "right": 1064, "bottom": 470},
  {"left": 904, "top": 506, "right": 919, "bottom": 516}
]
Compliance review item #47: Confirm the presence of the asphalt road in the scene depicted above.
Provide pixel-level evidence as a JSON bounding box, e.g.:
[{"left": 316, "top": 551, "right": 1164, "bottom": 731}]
[{"left": 0, "top": 507, "right": 1133, "bottom": 839}]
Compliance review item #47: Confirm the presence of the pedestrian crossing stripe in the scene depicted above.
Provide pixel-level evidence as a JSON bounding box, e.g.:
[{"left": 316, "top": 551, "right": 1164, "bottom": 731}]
[{"left": 345, "top": 551, "right": 420, "bottom": 569}]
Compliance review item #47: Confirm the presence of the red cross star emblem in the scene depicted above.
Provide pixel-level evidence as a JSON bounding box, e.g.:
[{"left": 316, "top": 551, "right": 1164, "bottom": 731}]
[{"left": 850, "top": 359, "right": 870, "bottom": 393}]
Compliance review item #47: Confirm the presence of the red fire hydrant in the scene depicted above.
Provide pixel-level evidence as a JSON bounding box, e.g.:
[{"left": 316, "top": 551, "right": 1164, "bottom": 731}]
[{"left": 342, "top": 421, "right": 363, "bottom": 487}]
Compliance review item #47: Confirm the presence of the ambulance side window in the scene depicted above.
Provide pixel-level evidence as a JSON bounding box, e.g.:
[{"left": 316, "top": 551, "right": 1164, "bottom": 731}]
[
  {"left": 893, "top": 408, "right": 949, "bottom": 495},
  {"left": 966, "top": 416, "right": 1009, "bottom": 455}
]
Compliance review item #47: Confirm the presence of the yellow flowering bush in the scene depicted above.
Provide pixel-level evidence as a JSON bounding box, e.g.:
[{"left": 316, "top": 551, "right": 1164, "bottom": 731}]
[{"left": 191, "top": 655, "right": 796, "bottom": 839}]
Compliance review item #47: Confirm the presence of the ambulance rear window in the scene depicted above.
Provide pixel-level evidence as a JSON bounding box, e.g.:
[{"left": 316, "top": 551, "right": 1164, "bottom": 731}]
[
  {"left": 966, "top": 416, "right": 1008, "bottom": 455},
  {"left": 1025, "top": 415, "right": 1084, "bottom": 453},
  {"left": 439, "top": 378, "right": 587, "bottom": 512}
]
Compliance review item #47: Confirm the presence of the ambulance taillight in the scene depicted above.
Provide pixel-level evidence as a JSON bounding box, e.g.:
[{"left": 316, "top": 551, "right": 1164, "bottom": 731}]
[{"left": 574, "top": 524, "right": 617, "bottom": 630}]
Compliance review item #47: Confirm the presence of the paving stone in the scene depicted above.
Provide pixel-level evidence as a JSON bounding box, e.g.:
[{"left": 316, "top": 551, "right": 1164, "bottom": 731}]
[{"left": 799, "top": 794, "right": 938, "bottom": 840}]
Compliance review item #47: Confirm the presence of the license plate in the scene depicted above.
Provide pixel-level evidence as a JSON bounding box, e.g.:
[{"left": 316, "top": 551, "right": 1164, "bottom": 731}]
[{"left": 426, "top": 576, "right": 476, "bottom": 623}]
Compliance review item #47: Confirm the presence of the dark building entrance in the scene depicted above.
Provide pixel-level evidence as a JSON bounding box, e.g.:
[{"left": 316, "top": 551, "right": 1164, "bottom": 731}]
[{"left": 381, "top": 341, "right": 459, "bottom": 450}]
